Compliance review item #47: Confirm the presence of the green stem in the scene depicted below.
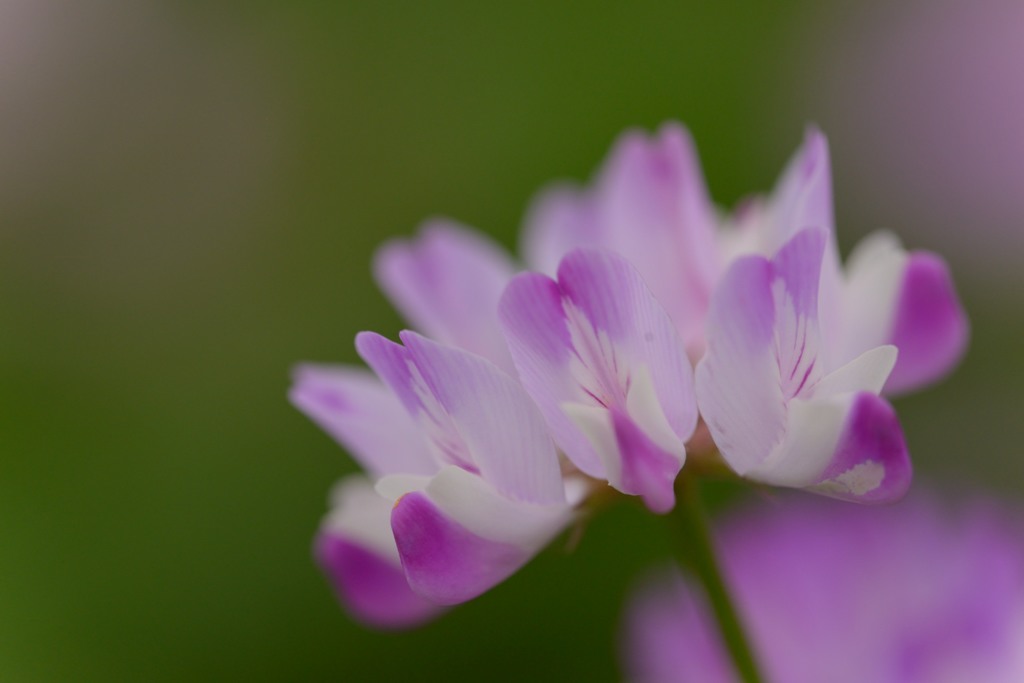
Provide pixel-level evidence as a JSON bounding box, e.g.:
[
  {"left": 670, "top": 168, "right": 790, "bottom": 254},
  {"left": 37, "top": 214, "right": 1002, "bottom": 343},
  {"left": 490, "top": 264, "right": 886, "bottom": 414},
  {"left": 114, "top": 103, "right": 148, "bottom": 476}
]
[{"left": 667, "top": 476, "right": 765, "bottom": 683}]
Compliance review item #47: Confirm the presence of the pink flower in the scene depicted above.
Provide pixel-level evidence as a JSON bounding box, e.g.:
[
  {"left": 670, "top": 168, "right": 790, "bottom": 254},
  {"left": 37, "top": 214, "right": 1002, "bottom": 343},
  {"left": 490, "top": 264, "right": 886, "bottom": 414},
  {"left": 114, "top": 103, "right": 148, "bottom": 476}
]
[
  {"left": 291, "top": 333, "right": 574, "bottom": 627},
  {"left": 623, "top": 495, "right": 1024, "bottom": 683},
  {"left": 499, "top": 248, "right": 697, "bottom": 513}
]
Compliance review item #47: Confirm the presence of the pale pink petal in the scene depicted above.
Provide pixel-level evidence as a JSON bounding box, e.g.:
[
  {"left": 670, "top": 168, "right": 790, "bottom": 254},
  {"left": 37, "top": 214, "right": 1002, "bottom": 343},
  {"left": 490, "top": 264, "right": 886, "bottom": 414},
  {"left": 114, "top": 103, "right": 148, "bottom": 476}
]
[
  {"left": 595, "top": 123, "right": 720, "bottom": 347},
  {"left": 499, "top": 271, "right": 604, "bottom": 476},
  {"left": 399, "top": 331, "right": 565, "bottom": 505},
  {"left": 289, "top": 364, "right": 434, "bottom": 477},
  {"left": 556, "top": 248, "right": 697, "bottom": 442},
  {"left": 373, "top": 220, "right": 517, "bottom": 373},
  {"left": 520, "top": 184, "right": 595, "bottom": 276},
  {"left": 696, "top": 256, "right": 786, "bottom": 474}
]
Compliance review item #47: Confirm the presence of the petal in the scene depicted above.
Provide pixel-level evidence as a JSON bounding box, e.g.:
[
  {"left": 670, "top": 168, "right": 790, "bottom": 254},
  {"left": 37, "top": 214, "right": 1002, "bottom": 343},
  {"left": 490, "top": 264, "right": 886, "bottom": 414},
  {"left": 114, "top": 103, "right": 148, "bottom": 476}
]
[
  {"left": 399, "top": 331, "right": 565, "bottom": 504},
  {"left": 499, "top": 271, "right": 604, "bottom": 476},
  {"left": 389, "top": 467, "right": 572, "bottom": 605},
  {"left": 885, "top": 252, "right": 969, "bottom": 394},
  {"left": 520, "top": 184, "right": 596, "bottom": 276},
  {"left": 750, "top": 392, "right": 911, "bottom": 504},
  {"left": 373, "top": 220, "right": 518, "bottom": 373},
  {"left": 289, "top": 364, "right": 434, "bottom": 477},
  {"left": 696, "top": 256, "right": 786, "bottom": 474},
  {"left": 315, "top": 477, "right": 442, "bottom": 629},
  {"left": 354, "top": 331, "right": 424, "bottom": 416},
  {"left": 612, "top": 409, "right": 683, "bottom": 514},
  {"left": 764, "top": 128, "right": 845, "bottom": 352},
  {"left": 770, "top": 228, "right": 827, "bottom": 399},
  {"left": 556, "top": 248, "right": 697, "bottom": 442},
  {"left": 766, "top": 127, "right": 835, "bottom": 252},
  {"left": 595, "top": 123, "right": 720, "bottom": 346},
  {"left": 841, "top": 233, "right": 969, "bottom": 394}
]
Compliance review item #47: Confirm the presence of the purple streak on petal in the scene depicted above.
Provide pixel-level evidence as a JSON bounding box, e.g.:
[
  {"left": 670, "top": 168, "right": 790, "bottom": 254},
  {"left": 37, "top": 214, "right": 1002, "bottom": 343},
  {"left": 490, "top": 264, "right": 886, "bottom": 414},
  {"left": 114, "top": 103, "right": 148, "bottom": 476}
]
[
  {"left": 499, "top": 271, "right": 604, "bottom": 476},
  {"left": 772, "top": 228, "right": 826, "bottom": 320},
  {"left": 391, "top": 491, "right": 529, "bottom": 605},
  {"left": 373, "top": 220, "right": 518, "bottom": 373},
  {"left": 814, "top": 392, "right": 911, "bottom": 504},
  {"left": 612, "top": 410, "right": 681, "bottom": 514},
  {"left": 289, "top": 365, "right": 435, "bottom": 477},
  {"left": 884, "top": 252, "right": 969, "bottom": 395},
  {"left": 559, "top": 249, "right": 698, "bottom": 440},
  {"left": 315, "top": 532, "right": 443, "bottom": 630},
  {"left": 399, "top": 331, "right": 564, "bottom": 505},
  {"left": 771, "top": 229, "right": 826, "bottom": 399}
]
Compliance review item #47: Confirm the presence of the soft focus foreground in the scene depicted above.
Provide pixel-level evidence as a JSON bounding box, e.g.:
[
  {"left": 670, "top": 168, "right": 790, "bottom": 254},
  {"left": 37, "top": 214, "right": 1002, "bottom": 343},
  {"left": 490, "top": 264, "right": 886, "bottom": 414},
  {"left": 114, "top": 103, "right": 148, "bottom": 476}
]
[
  {"left": 623, "top": 495, "right": 1024, "bottom": 683},
  {"left": 1, "top": 2, "right": 1021, "bottom": 682}
]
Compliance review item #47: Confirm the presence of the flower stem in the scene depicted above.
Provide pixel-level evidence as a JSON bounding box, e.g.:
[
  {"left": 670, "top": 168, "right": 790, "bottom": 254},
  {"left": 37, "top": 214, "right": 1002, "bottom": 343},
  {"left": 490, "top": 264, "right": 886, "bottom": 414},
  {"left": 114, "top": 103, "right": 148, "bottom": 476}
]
[{"left": 668, "top": 475, "right": 765, "bottom": 683}]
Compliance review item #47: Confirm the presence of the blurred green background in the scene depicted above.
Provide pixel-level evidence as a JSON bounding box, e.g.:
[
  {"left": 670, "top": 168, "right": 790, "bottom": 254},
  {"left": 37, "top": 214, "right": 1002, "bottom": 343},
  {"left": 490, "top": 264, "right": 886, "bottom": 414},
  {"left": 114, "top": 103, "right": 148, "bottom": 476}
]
[{"left": 2, "top": 1, "right": 1021, "bottom": 680}]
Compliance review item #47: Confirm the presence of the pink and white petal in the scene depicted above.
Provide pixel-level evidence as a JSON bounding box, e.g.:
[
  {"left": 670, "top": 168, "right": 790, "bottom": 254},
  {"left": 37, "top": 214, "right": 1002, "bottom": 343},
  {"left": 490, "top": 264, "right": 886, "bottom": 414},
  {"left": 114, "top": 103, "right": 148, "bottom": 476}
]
[
  {"left": 289, "top": 364, "right": 434, "bottom": 477},
  {"left": 770, "top": 229, "right": 827, "bottom": 399},
  {"left": 884, "top": 252, "right": 969, "bottom": 395},
  {"left": 400, "top": 331, "right": 565, "bottom": 505},
  {"left": 389, "top": 466, "right": 573, "bottom": 605},
  {"left": 373, "top": 220, "right": 518, "bottom": 373},
  {"left": 841, "top": 232, "right": 969, "bottom": 394},
  {"left": 612, "top": 410, "right": 684, "bottom": 514},
  {"left": 316, "top": 477, "right": 442, "bottom": 628},
  {"left": 696, "top": 257, "right": 786, "bottom": 474},
  {"left": 499, "top": 271, "right": 604, "bottom": 477},
  {"left": 749, "top": 393, "right": 911, "bottom": 504},
  {"left": 520, "top": 183, "right": 596, "bottom": 276},
  {"left": 595, "top": 123, "right": 719, "bottom": 346},
  {"left": 560, "top": 403, "right": 685, "bottom": 512},
  {"left": 556, "top": 248, "right": 697, "bottom": 442}
]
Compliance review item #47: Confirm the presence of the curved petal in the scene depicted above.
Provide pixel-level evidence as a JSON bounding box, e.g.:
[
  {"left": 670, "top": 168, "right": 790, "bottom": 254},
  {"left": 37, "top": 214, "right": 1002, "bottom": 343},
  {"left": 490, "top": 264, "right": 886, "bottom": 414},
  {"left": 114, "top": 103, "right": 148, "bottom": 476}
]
[
  {"left": 315, "top": 477, "right": 442, "bottom": 629},
  {"left": 400, "top": 331, "right": 565, "bottom": 505},
  {"left": 373, "top": 220, "right": 518, "bottom": 373},
  {"left": 519, "top": 123, "right": 720, "bottom": 350},
  {"left": 751, "top": 392, "right": 911, "bottom": 504},
  {"left": 696, "top": 256, "right": 786, "bottom": 474},
  {"left": 841, "top": 232, "right": 969, "bottom": 394},
  {"left": 289, "top": 364, "right": 434, "bottom": 477},
  {"left": 520, "top": 184, "right": 595, "bottom": 276},
  {"left": 388, "top": 466, "right": 573, "bottom": 605},
  {"left": 499, "top": 271, "right": 604, "bottom": 476},
  {"left": 885, "top": 252, "right": 969, "bottom": 394},
  {"left": 594, "top": 123, "right": 720, "bottom": 347},
  {"left": 556, "top": 249, "right": 697, "bottom": 442}
]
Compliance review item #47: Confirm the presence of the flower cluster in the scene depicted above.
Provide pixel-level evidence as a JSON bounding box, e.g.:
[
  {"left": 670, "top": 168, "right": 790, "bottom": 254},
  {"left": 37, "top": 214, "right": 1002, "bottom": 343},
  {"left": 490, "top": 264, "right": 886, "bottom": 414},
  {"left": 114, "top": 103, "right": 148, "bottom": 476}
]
[
  {"left": 623, "top": 495, "right": 1024, "bottom": 683},
  {"left": 291, "top": 123, "right": 967, "bottom": 628}
]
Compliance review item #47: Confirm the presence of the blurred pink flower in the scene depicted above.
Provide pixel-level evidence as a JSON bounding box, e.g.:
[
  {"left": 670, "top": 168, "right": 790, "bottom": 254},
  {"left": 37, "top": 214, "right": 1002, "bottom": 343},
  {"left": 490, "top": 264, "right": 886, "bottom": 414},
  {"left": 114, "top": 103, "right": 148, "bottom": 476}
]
[{"left": 623, "top": 495, "right": 1024, "bottom": 683}]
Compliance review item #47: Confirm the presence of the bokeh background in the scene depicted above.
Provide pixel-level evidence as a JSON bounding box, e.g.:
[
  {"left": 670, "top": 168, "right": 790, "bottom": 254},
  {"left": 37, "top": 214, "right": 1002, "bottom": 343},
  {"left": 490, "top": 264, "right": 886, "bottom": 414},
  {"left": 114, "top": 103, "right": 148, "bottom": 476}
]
[{"left": 2, "top": 1, "right": 1021, "bottom": 680}]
